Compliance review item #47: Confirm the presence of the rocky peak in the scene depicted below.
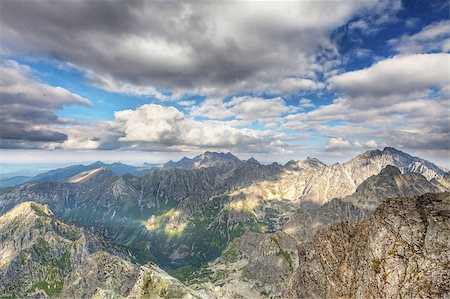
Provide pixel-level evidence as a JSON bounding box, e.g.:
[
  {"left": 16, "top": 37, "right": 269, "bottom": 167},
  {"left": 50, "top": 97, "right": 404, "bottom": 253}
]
[
  {"left": 344, "top": 147, "right": 444, "bottom": 182},
  {"left": 343, "top": 165, "right": 443, "bottom": 209},
  {"left": 378, "top": 164, "right": 402, "bottom": 176},
  {"left": 65, "top": 167, "right": 112, "bottom": 183},
  {"left": 164, "top": 151, "right": 242, "bottom": 169},
  {"left": 286, "top": 192, "right": 450, "bottom": 299},
  {"left": 285, "top": 156, "right": 326, "bottom": 171},
  {"left": 246, "top": 157, "right": 260, "bottom": 164}
]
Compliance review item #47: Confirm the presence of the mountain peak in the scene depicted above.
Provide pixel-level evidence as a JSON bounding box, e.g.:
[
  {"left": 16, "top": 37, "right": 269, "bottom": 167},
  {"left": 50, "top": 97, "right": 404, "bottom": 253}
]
[
  {"left": 246, "top": 157, "right": 260, "bottom": 164},
  {"left": 66, "top": 167, "right": 112, "bottom": 183},
  {"left": 164, "top": 151, "right": 241, "bottom": 169},
  {"left": 379, "top": 165, "right": 402, "bottom": 176}
]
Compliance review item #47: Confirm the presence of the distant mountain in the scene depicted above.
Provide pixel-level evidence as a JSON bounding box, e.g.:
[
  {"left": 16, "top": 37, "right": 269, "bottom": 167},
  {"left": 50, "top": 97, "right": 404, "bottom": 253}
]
[
  {"left": 343, "top": 165, "right": 444, "bottom": 209},
  {"left": 163, "top": 151, "right": 243, "bottom": 170},
  {"left": 0, "top": 147, "right": 447, "bottom": 282},
  {"left": 0, "top": 176, "right": 30, "bottom": 188},
  {"left": 234, "top": 147, "right": 446, "bottom": 206},
  {"left": 342, "top": 147, "right": 445, "bottom": 183},
  {"left": 0, "top": 201, "right": 207, "bottom": 298},
  {"left": 30, "top": 161, "right": 143, "bottom": 183},
  {"left": 285, "top": 192, "right": 450, "bottom": 298}
]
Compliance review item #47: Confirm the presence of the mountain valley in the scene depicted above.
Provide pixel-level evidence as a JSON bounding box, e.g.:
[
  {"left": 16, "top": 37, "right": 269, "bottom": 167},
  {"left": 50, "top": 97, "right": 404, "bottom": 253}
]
[{"left": 0, "top": 148, "right": 449, "bottom": 298}]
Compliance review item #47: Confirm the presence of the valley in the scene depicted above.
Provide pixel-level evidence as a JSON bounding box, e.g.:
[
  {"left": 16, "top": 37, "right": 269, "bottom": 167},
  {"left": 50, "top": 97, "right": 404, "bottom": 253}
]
[{"left": 0, "top": 148, "right": 449, "bottom": 298}]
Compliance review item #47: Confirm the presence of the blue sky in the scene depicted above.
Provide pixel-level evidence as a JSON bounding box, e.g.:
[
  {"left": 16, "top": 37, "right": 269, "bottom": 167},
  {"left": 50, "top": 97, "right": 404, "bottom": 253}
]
[{"left": 0, "top": 0, "right": 449, "bottom": 167}]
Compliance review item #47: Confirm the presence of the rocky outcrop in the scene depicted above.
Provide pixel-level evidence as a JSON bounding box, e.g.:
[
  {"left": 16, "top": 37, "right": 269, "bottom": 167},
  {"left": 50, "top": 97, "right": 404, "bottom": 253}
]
[
  {"left": 283, "top": 198, "right": 371, "bottom": 242},
  {"left": 343, "top": 165, "right": 444, "bottom": 209},
  {"left": 0, "top": 148, "right": 446, "bottom": 274},
  {"left": 0, "top": 201, "right": 208, "bottom": 298},
  {"left": 163, "top": 152, "right": 243, "bottom": 170},
  {"left": 191, "top": 230, "right": 298, "bottom": 299},
  {"left": 285, "top": 192, "right": 450, "bottom": 298}
]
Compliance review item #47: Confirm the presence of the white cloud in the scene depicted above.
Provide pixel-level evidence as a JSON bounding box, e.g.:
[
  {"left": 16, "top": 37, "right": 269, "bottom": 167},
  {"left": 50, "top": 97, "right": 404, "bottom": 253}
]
[
  {"left": 284, "top": 53, "right": 450, "bottom": 156},
  {"left": 298, "top": 98, "right": 315, "bottom": 109},
  {"left": 112, "top": 104, "right": 287, "bottom": 153},
  {"left": 328, "top": 53, "right": 450, "bottom": 99},
  {"left": 325, "top": 137, "right": 352, "bottom": 151},
  {"left": 190, "top": 96, "right": 293, "bottom": 123},
  {"left": 389, "top": 20, "right": 450, "bottom": 54}
]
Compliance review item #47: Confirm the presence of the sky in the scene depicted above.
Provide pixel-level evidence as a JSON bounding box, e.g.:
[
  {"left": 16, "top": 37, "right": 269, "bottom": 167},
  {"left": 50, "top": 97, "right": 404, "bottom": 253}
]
[{"left": 0, "top": 0, "right": 449, "bottom": 167}]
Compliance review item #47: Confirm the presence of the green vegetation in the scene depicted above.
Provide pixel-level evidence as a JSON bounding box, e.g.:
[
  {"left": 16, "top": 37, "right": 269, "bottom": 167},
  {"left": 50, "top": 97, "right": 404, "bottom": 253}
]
[
  {"left": 30, "top": 204, "right": 51, "bottom": 217},
  {"left": 28, "top": 280, "right": 63, "bottom": 297},
  {"left": 170, "top": 265, "right": 214, "bottom": 284},
  {"left": 222, "top": 239, "right": 241, "bottom": 264},
  {"left": 371, "top": 259, "right": 381, "bottom": 274},
  {"left": 273, "top": 236, "right": 293, "bottom": 271},
  {"left": 0, "top": 217, "right": 20, "bottom": 240}
]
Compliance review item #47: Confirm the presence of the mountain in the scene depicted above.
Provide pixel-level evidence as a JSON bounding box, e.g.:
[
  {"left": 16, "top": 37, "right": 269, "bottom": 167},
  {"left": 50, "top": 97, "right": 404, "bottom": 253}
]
[
  {"left": 342, "top": 165, "right": 444, "bottom": 209},
  {"left": 189, "top": 165, "right": 447, "bottom": 298},
  {"left": 232, "top": 147, "right": 446, "bottom": 206},
  {"left": 0, "top": 159, "right": 283, "bottom": 269},
  {"left": 163, "top": 151, "right": 243, "bottom": 170},
  {"left": 30, "top": 161, "right": 143, "bottom": 183},
  {"left": 0, "top": 176, "right": 30, "bottom": 188},
  {"left": 0, "top": 201, "right": 207, "bottom": 298},
  {"left": 0, "top": 148, "right": 447, "bottom": 284},
  {"left": 343, "top": 147, "right": 445, "bottom": 182},
  {"left": 285, "top": 192, "right": 450, "bottom": 298}
]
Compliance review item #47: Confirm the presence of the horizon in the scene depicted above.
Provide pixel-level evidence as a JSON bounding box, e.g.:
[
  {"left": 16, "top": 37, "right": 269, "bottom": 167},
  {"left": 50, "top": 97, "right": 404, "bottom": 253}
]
[
  {"left": 1, "top": 0, "right": 449, "bottom": 171},
  {"left": 1, "top": 146, "right": 449, "bottom": 179}
]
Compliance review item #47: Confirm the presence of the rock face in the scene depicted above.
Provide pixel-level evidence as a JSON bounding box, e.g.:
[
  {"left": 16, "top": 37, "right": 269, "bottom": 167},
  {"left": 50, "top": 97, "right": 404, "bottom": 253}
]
[
  {"left": 235, "top": 147, "right": 445, "bottom": 207},
  {"left": 192, "top": 231, "right": 299, "bottom": 298},
  {"left": 283, "top": 198, "right": 371, "bottom": 242},
  {"left": 343, "top": 165, "right": 444, "bottom": 209},
  {"left": 285, "top": 192, "right": 450, "bottom": 299},
  {"left": 0, "top": 148, "right": 447, "bottom": 271},
  {"left": 0, "top": 201, "right": 207, "bottom": 298},
  {"left": 163, "top": 152, "right": 243, "bottom": 170}
]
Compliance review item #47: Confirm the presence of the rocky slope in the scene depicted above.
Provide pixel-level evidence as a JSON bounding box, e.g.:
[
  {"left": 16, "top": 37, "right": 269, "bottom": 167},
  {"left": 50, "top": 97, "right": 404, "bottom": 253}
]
[
  {"left": 285, "top": 192, "right": 450, "bottom": 298},
  {"left": 231, "top": 147, "right": 445, "bottom": 207},
  {"left": 342, "top": 165, "right": 444, "bottom": 209},
  {"left": 164, "top": 151, "right": 244, "bottom": 170},
  {"left": 0, "top": 148, "right": 446, "bottom": 275},
  {"left": 0, "top": 201, "right": 207, "bottom": 298},
  {"left": 193, "top": 166, "right": 449, "bottom": 299}
]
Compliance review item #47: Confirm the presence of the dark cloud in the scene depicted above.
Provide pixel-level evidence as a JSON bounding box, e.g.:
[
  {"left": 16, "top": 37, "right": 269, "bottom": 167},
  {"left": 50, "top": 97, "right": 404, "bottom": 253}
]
[
  {"left": 0, "top": 0, "right": 399, "bottom": 97},
  {"left": 0, "top": 60, "right": 90, "bottom": 147}
]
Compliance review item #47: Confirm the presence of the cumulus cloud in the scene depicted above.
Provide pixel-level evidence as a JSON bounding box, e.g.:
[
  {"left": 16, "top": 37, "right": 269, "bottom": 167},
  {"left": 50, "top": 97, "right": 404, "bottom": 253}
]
[
  {"left": 0, "top": 0, "right": 399, "bottom": 98},
  {"left": 325, "top": 138, "right": 352, "bottom": 151},
  {"left": 189, "top": 96, "right": 294, "bottom": 127},
  {"left": 0, "top": 60, "right": 91, "bottom": 148},
  {"left": 328, "top": 53, "right": 449, "bottom": 99},
  {"left": 389, "top": 20, "right": 450, "bottom": 54},
  {"left": 113, "top": 104, "right": 288, "bottom": 153},
  {"left": 284, "top": 53, "right": 450, "bottom": 156},
  {"left": 326, "top": 138, "right": 379, "bottom": 151}
]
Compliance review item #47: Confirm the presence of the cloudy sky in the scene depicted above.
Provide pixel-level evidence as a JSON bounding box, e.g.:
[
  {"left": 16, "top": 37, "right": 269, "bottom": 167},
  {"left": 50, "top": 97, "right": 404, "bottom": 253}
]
[{"left": 0, "top": 0, "right": 449, "bottom": 166}]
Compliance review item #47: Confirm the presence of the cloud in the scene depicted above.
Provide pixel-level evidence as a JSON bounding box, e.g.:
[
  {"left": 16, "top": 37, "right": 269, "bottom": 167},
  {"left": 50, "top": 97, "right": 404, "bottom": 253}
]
[
  {"left": 389, "top": 20, "right": 450, "bottom": 54},
  {"left": 0, "top": 0, "right": 399, "bottom": 98},
  {"left": 325, "top": 137, "right": 352, "bottom": 151},
  {"left": 354, "top": 140, "right": 378, "bottom": 148},
  {"left": 112, "top": 104, "right": 288, "bottom": 153},
  {"left": 0, "top": 60, "right": 91, "bottom": 148},
  {"left": 189, "top": 96, "right": 294, "bottom": 126},
  {"left": 284, "top": 53, "right": 450, "bottom": 156},
  {"left": 328, "top": 53, "right": 449, "bottom": 99},
  {"left": 326, "top": 138, "right": 379, "bottom": 151},
  {"left": 298, "top": 98, "right": 315, "bottom": 109}
]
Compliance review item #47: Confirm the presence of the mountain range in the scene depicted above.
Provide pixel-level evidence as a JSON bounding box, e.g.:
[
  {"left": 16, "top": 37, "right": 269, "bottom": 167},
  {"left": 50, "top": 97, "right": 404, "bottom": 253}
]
[{"left": 0, "top": 147, "right": 449, "bottom": 298}]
